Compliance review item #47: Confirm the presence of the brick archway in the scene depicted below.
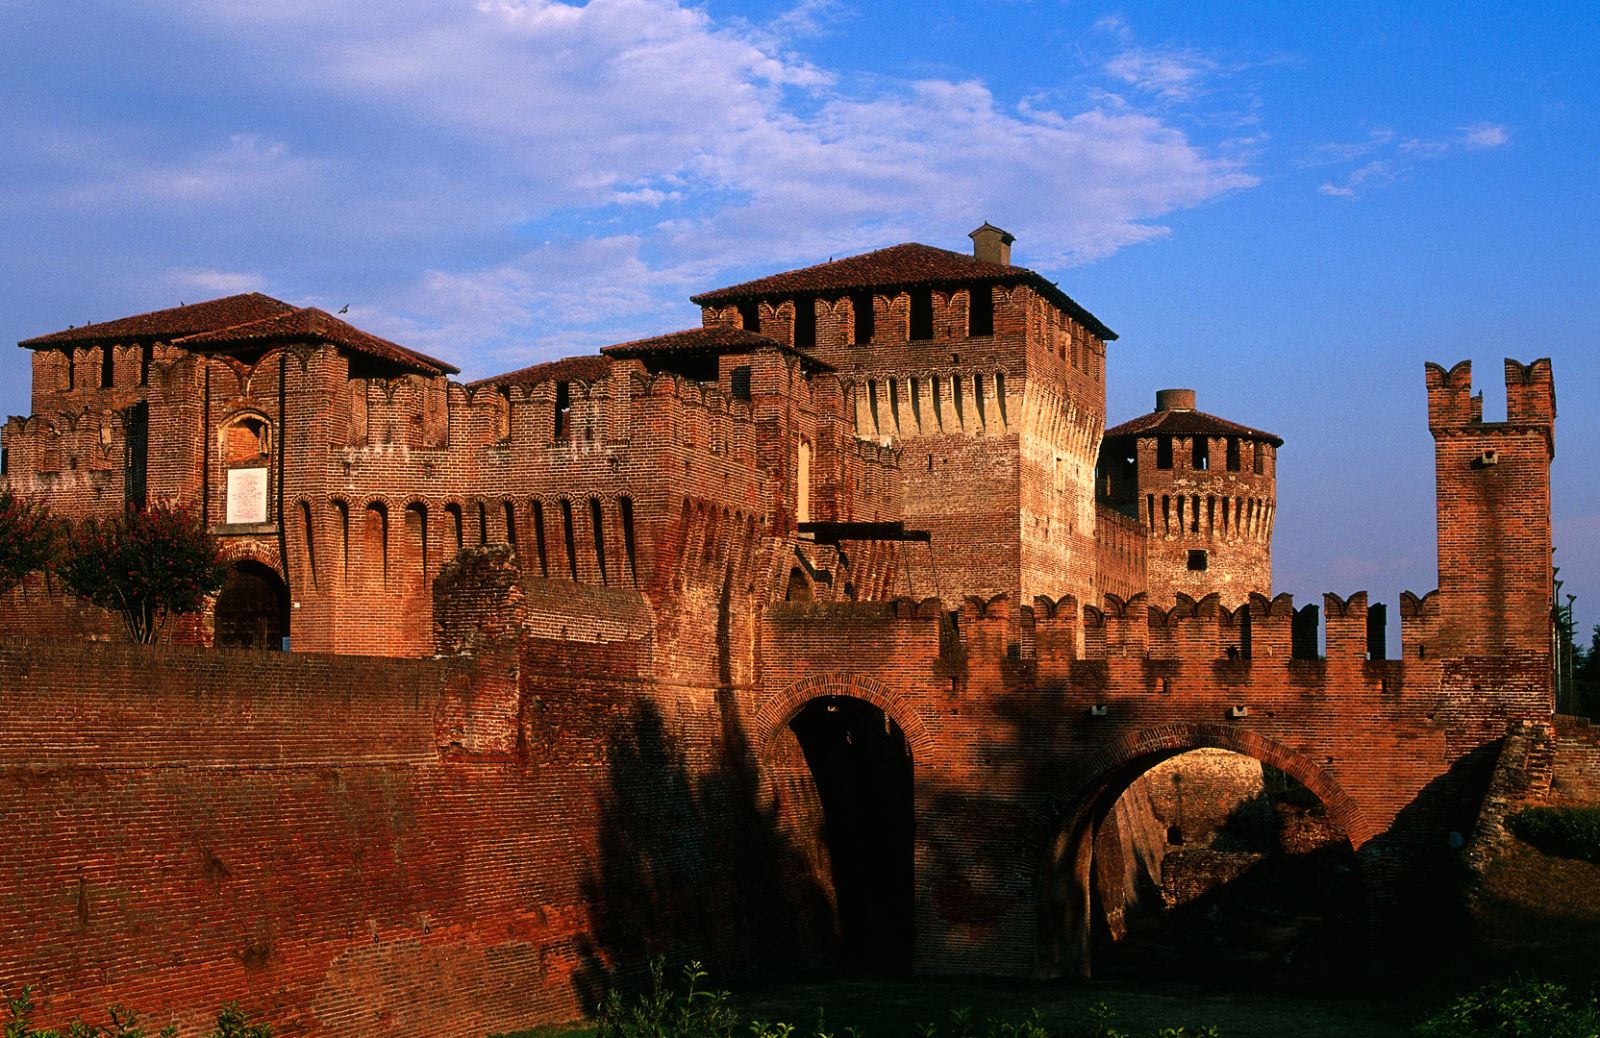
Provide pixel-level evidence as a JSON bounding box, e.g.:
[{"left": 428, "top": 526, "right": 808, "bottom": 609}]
[
  {"left": 1033, "top": 723, "right": 1371, "bottom": 980},
  {"left": 754, "top": 672, "right": 932, "bottom": 763}
]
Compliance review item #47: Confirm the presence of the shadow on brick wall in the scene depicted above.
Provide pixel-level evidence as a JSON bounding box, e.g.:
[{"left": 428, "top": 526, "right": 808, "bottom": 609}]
[{"left": 572, "top": 691, "right": 834, "bottom": 1010}]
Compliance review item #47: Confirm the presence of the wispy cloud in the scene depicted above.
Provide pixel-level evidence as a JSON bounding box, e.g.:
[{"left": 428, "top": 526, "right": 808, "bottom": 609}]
[{"left": 1314, "top": 122, "right": 1510, "bottom": 198}]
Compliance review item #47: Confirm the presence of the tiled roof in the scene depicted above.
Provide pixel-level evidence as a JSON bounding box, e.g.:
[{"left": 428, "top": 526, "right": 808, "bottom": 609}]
[
  {"left": 469, "top": 354, "right": 614, "bottom": 389},
  {"left": 600, "top": 326, "right": 834, "bottom": 373},
  {"left": 1104, "top": 407, "right": 1283, "bottom": 447},
  {"left": 174, "top": 308, "right": 459, "bottom": 376},
  {"left": 690, "top": 243, "right": 1117, "bottom": 342},
  {"left": 19, "top": 293, "right": 296, "bottom": 348}
]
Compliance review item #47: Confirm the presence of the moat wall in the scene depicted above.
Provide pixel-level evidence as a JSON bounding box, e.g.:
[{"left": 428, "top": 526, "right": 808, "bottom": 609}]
[{"left": 0, "top": 636, "right": 834, "bottom": 1038}]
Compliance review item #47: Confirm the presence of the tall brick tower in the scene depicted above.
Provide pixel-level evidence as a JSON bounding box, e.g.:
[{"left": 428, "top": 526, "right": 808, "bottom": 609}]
[
  {"left": 691, "top": 227, "right": 1116, "bottom": 609},
  {"left": 1097, "top": 389, "right": 1280, "bottom": 606},
  {"left": 1426, "top": 358, "right": 1556, "bottom": 661}
]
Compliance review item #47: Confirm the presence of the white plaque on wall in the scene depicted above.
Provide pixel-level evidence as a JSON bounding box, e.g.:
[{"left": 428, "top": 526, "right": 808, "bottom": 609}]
[{"left": 226, "top": 467, "right": 269, "bottom": 524}]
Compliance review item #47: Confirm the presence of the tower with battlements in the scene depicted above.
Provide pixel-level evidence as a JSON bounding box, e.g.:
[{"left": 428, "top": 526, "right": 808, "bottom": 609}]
[{"left": 1096, "top": 388, "right": 1280, "bottom": 606}]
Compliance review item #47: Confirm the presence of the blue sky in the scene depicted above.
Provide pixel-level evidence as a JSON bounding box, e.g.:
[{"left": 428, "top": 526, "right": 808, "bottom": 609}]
[{"left": 2, "top": 1, "right": 1596, "bottom": 635}]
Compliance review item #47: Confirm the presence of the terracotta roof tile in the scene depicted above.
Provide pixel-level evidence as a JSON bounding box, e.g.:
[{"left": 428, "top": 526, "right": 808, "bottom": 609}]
[
  {"left": 469, "top": 354, "right": 614, "bottom": 389},
  {"left": 19, "top": 293, "right": 296, "bottom": 349},
  {"left": 174, "top": 307, "right": 458, "bottom": 376},
  {"left": 690, "top": 243, "right": 1116, "bottom": 341},
  {"left": 1104, "top": 407, "right": 1283, "bottom": 447},
  {"left": 600, "top": 326, "right": 834, "bottom": 373}
]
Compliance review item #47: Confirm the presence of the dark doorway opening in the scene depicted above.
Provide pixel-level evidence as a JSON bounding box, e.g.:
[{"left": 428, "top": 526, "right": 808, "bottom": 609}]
[
  {"left": 789, "top": 696, "right": 914, "bottom": 974},
  {"left": 214, "top": 561, "right": 289, "bottom": 650}
]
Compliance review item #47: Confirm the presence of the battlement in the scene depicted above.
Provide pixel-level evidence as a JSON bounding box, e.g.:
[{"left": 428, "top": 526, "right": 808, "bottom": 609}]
[{"left": 1427, "top": 357, "right": 1556, "bottom": 439}]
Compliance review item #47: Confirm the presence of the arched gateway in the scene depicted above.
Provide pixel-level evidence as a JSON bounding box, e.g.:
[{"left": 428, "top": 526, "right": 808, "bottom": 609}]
[
  {"left": 757, "top": 674, "right": 929, "bottom": 974},
  {"left": 213, "top": 560, "right": 289, "bottom": 650},
  {"left": 1034, "top": 723, "right": 1373, "bottom": 979}
]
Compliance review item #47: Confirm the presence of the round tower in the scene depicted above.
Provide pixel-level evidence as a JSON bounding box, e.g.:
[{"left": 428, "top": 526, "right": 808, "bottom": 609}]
[{"left": 1097, "top": 389, "right": 1281, "bottom": 606}]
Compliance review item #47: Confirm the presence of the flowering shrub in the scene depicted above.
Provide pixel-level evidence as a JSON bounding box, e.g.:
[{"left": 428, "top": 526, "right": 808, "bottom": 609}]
[
  {"left": 55, "top": 503, "right": 227, "bottom": 644},
  {"left": 0, "top": 486, "right": 60, "bottom": 596}
]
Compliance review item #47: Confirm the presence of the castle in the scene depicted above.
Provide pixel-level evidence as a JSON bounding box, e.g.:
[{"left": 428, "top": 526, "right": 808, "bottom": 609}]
[
  {"left": 0, "top": 225, "right": 1282, "bottom": 651},
  {"left": 0, "top": 229, "right": 1576, "bottom": 1038}
]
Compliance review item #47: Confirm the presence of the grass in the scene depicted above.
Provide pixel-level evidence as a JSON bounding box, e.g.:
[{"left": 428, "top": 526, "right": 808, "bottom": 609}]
[{"left": 500, "top": 973, "right": 1419, "bottom": 1038}]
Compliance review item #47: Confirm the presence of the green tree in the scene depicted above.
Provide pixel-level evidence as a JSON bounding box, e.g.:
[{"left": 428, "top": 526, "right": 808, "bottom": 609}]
[
  {"left": 1576, "top": 624, "right": 1600, "bottom": 719},
  {"left": 0, "top": 486, "right": 61, "bottom": 596},
  {"left": 56, "top": 503, "right": 228, "bottom": 644}
]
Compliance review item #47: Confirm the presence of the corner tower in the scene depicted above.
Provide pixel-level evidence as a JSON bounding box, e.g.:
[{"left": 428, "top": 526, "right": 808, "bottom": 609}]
[
  {"left": 1097, "top": 389, "right": 1280, "bottom": 606},
  {"left": 1426, "top": 358, "right": 1556, "bottom": 660}
]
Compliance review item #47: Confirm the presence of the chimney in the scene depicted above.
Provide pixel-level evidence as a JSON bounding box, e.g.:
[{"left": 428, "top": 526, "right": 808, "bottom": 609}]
[
  {"left": 969, "top": 223, "right": 1015, "bottom": 266},
  {"left": 1156, "top": 388, "right": 1196, "bottom": 412}
]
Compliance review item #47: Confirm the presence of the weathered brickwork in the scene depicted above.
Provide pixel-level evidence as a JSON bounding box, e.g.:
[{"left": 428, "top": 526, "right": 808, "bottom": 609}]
[{"left": 0, "top": 230, "right": 1573, "bottom": 1036}]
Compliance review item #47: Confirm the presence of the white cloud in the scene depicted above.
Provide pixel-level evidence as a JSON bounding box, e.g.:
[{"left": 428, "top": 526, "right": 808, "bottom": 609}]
[
  {"left": 1314, "top": 121, "right": 1510, "bottom": 198},
  {"left": 7, "top": 0, "right": 1261, "bottom": 377}
]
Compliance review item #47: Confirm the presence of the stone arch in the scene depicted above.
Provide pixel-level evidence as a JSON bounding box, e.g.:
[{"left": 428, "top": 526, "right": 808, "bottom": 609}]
[
  {"left": 754, "top": 672, "right": 932, "bottom": 764},
  {"left": 1032, "top": 722, "right": 1371, "bottom": 980}
]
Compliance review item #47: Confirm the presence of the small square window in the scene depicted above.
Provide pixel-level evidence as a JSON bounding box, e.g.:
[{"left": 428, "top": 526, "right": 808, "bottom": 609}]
[{"left": 1187, "top": 549, "right": 1208, "bottom": 571}]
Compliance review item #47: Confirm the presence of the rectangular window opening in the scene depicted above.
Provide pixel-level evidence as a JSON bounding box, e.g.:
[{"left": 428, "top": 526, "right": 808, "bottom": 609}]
[
  {"left": 968, "top": 285, "right": 994, "bottom": 337},
  {"left": 909, "top": 289, "right": 934, "bottom": 341},
  {"left": 1192, "top": 437, "right": 1209, "bottom": 471},
  {"left": 738, "top": 299, "right": 761, "bottom": 332},
  {"left": 793, "top": 297, "right": 816, "bottom": 349},
  {"left": 140, "top": 342, "right": 154, "bottom": 386},
  {"left": 1156, "top": 436, "right": 1174, "bottom": 470},
  {"left": 852, "top": 292, "right": 874, "bottom": 344},
  {"left": 1254, "top": 444, "right": 1266, "bottom": 475},
  {"left": 100, "top": 346, "right": 114, "bottom": 389},
  {"left": 1226, "top": 437, "right": 1241, "bottom": 472},
  {"left": 730, "top": 365, "right": 751, "bottom": 401},
  {"left": 554, "top": 381, "right": 571, "bottom": 439}
]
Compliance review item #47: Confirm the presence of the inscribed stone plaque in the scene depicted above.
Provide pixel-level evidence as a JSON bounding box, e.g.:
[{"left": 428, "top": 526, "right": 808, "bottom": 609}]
[{"left": 226, "top": 467, "right": 269, "bottom": 524}]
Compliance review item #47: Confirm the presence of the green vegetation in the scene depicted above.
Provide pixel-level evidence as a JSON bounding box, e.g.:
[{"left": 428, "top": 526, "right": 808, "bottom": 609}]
[
  {"left": 1507, "top": 806, "right": 1600, "bottom": 865},
  {"left": 1413, "top": 976, "right": 1600, "bottom": 1038},
  {"left": 576, "top": 961, "right": 1222, "bottom": 1038},
  {"left": 3, "top": 986, "right": 270, "bottom": 1038},
  {"left": 55, "top": 502, "right": 226, "bottom": 644},
  {"left": 0, "top": 486, "right": 60, "bottom": 597}
]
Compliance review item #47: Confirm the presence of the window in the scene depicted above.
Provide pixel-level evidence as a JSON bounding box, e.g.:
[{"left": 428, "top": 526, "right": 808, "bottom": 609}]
[
  {"left": 738, "top": 299, "right": 761, "bottom": 332},
  {"left": 1192, "top": 437, "right": 1209, "bottom": 471},
  {"left": 793, "top": 297, "right": 816, "bottom": 348},
  {"left": 554, "top": 381, "right": 571, "bottom": 439},
  {"left": 852, "top": 292, "right": 874, "bottom": 344},
  {"left": 1254, "top": 444, "right": 1265, "bottom": 475},
  {"left": 1156, "top": 436, "right": 1173, "bottom": 469},
  {"left": 730, "top": 365, "right": 752, "bottom": 401},
  {"left": 909, "top": 289, "right": 934, "bottom": 341},
  {"left": 1187, "top": 549, "right": 1208, "bottom": 571},
  {"left": 968, "top": 285, "right": 994, "bottom": 337},
  {"left": 100, "top": 345, "right": 114, "bottom": 388},
  {"left": 1226, "top": 437, "right": 1241, "bottom": 472}
]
